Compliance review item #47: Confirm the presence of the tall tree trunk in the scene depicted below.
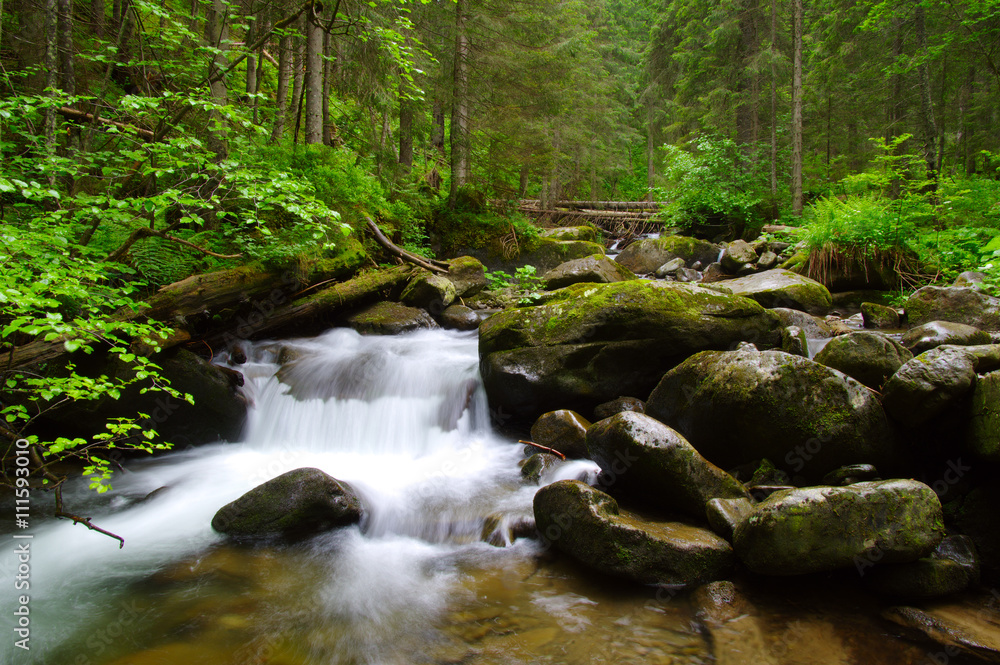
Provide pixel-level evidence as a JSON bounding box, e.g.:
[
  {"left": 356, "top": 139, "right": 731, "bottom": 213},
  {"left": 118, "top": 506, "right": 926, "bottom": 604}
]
[
  {"left": 449, "top": 0, "right": 471, "bottom": 202},
  {"left": 290, "top": 31, "right": 305, "bottom": 143},
  {"left": 245, "top": 17, "right": 257, "bottom": 105},
  {"left": 886, "top": 19, "right": 904, "bottom": 198},
  {"left": 304, "top": 6, "right": 324, "bottom": 145},
  {"left": 44, "top": 0, "right": 59, "bottom": 175},
  {"left": 398, "top": 90, "right": 414, "bottom": 175},
  {"left": 91, "top": 0, "right": 104, "bottom": 38},
  {"left": 270, "top": 32, "right": 292, "bottom": 143},
  {"left": 769, "top": 0, "right": 777, "bottom": 217},
  {"left": 204, "top": 0, "right": 229, "bottom": 160},
  {"left": 791, "top": 0, "right": 803, "bottom": 216},
  {"left": 915, "top": 4, "right": 939, "bottom": 190},
  {"left": 646, "top": 106, "right": 655, "bottom": 200},
  {"left": 431, "top": 100, "right": 445, "bottom": 154},
  {"left": 323, "top": 31, "right": 334, "bottom": 144},
  {"left": 736, "top": 0, "right": 761, "bottom": 153}
]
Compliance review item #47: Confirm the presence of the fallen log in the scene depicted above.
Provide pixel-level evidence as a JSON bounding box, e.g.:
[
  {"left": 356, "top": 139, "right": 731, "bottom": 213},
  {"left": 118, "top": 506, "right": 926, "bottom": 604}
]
[
  {"left": 519, "top": 200, "right": 662, "bottom": 211},
  {"left": 366, "top": 217, "right": 449, "bottom": 273},
  {"left": 57, "top": 106, "right": 155, "bottom": 141}
]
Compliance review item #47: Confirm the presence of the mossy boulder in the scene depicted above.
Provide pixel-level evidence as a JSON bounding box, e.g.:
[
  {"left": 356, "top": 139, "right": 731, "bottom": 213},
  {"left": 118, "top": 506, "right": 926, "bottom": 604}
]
[
  {"left": 401, "top": 272, "right": 457, "bottom": 311},
  {"left": 211, "top": 467, "right": 363, "bottom": 540},
  {"left": 614, "top": 235, "right": 720, "bottom": 275},
  {"left": 533, "top": 480, "right": 735, "bottom": 586},
  {"left": 901, "top": 321, "right": 991, "bottom": 354},
  {"left": 539, "top": 226, "right": 598, "bottom": 242},
  {"left": 881, "top": 346, "right": 977, "bottom": 426},
  {"left": 346, "top": 301, "right": 438, "bottom": 335},
  {"left": 446, "top": 256, "right": 488, "bottom": 297},
  {"left": 906, "top": 286, "right": 1000, "bottom": 331},
  {"left": 521, "top": 238, "right": 606, "bottom": 273},
  {"left": 520, "top": 452, "right": 562, "bottom": 483},
  {"left": 733, "top": 479, "right": 945, "bottom": 575},
  {"left": 586, "top": 412, "right": 750, "bottom": 518},
  {"left": 771, "top": 307, "right": 833, "bottom": 338},
  {"left": 813, "top": 331, "right": 913, "bottom": 390},
  {"left": 645, "top": 347, "right": 896, "bottom": 481},
  {"left": 479, "top": 281, "right": 782, "bottom": 423},
  {"left": 780, "top": 325, "right": 808, "bottom": 357},
  {"left": 720, "top": 239, "right": 758, "bottom": 273},
  {"left": 541, "top": 255, "right": 636, "bottom": 290},
  {"left": 968, "top": 371, "right": 1000, "bottom": 462},
  {"left": 865, "top": 536, "right": 980, "bottom": 600},
  {"left": 719, "top": 269, "right": 833, "bottom": 314},
  {"left": 530, "top": 409, "right": 591, "bottom": 458},
  {"left": 861, "top": 302, "right": 901, "bottom": 329},
  {"left": 438, "top": 304, "right": 480, "bottom": 331},
  {"left": 705, "top": 497, "right": 755, "bottom": 542}
]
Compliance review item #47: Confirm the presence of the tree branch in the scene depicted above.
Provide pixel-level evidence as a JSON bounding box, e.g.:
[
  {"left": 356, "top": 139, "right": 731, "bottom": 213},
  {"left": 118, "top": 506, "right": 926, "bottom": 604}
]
[
  {"left": 365, "top": 217, "right": 450, "bottom": 273},
  {"left": 105, "top": 226, "right": 242, "bottom": 264}
]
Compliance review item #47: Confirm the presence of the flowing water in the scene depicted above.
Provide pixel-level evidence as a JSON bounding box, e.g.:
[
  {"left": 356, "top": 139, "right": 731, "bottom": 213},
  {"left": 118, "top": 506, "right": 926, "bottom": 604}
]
[{"left": 0, "top": 328, "right": 984, "bottom": 664}]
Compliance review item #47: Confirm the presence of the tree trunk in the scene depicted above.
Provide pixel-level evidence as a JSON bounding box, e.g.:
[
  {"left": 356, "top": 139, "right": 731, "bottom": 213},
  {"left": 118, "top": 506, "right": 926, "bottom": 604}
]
[
  {"left": 44, "top": 0, "right": 59, "bottom": 178},
  {"left": 245, "top": 17, "right": 257, "bottom": 105},
  {"left": 304, "top": 7, "right": 324, "bottom": 145},
  {"left": 886, "top": 19, "right": 904, "bottom": 198},
  {"left": 645, "top": 107, "right": 655, "bottom": 201},
  {"left": 290, "top": 30, "right": 305, "bottom": 143},
  {"left": 91, "top": 0, "right": 104, "bottom": 38},
  {"left": 58, "top": 0, "right": 76, "bottom": 95},
  {"left": 737, "top": 0, "right": 761, "bottom": 153},
  {"left": 399, "top": 92, "right": 414, "bottom": 175},
  {"left": 769, "top": 0, "right": 777, "bottom": 218},
  {"left": 270, "top": 33, "right": 292, "bottom": 143},
  {"left": 204, "top": 0, "right": 229, "bottom": 160},
  {"left": 791, "top": 0, "right": 803, "bottom": 216},
  {"left": 449, "top": 0, "right": 471, "bottom": 201},
  {"left": 322, "top": 31, "right": 334, "bottom": 145},
  {"left": 915, "top": 4, "right": 938, "bottom": 190},
  {"left": 432, "top": 100, "right": 445, "bottom": 154}
]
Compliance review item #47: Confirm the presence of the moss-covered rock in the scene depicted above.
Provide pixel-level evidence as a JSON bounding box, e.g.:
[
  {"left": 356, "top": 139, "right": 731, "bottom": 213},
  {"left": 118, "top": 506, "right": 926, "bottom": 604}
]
[
  {"left": 706, "top": 497, "right": 755, "bottom": 542},
  {"left": 771, "top": 307, "right": 833, "bottom": 338},
  {"left": 881, "top": 346, "right": 977, "bottom": 426},
  {"left": 586, "top": 412, "right": 750, "bottom": 517},
  {"left": 720, "top": 239, "right": 758, "bottom": 273},
  {"left": 401, "top": 272, "right": 456, "bottom": 311},
  {"left": 446, "top": 256, "right": 488, "bottom": 297},
  {"left": 861, "top": 302, "right": 901, "bottom": 329},
  {"left": 479, "top": 281, "right": 782, "bottom": 423},
  {"left": 521, "top": 238, "right": 606, "bottom": 273},
  {"left": 906, "top": 286, "right": 1000, "bottom": 330},
  {"left": 530, "top": 409, "right": 591, "bottom": 458},
  {"left": 211, "top": 467, "right": 363, "bottom": 540},
  {"left": 968, "top": 371, "right": 1000, "bottom": 462},
  {"left": 533, "top": 480, "right": 734, "bottom": 586},
  {"left": 865, "top": 536, "right": 980, "bottom": 600},
  {"left": 645, "top": 347, "right": 896, "bottom": 481},
  {"left": 901, "top": 321, "right": 992, "bottom": 354},
  {"left": 733, "top": 479, "right": 945, "bottom": 575},
  {"left": 813, "top": 331, "right": 913, "bottom": 390},
  {"left": 520, "top": 452, "right": 562, "bottom": 483},
  {"left": 541, "top": 255, "right": 636, "bottom": 290},
  {"left": 614, "top": 235, "right": 720, "bottom": 275},
  {"left": 438, "top": 304, "right": 480, "bottom": 331},
  {"left": 592, "top": 396, "right": 645, "bottom": 421},
  {"left": 346, "top": 301, "right": 438, "bottom": 335},
  {"left": 539, "top": 226, "right": 598, "bottom": 242},
  {"left": 780, "top": 325, "right": 808, "bottom": 356},
  {"left": 718, "top": 269, "right": 833, "bottom": 314}
]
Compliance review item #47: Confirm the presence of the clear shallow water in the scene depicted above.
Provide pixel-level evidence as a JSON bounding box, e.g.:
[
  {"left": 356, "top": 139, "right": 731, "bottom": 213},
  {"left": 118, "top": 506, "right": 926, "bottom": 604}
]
[{"left": 0, "top": 328, "right": 988, "bottom": 665}]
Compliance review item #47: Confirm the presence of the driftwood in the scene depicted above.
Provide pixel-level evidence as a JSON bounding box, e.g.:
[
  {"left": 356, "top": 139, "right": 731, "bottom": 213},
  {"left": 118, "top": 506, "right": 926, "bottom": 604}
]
[
  {"left": 366, "top": 217, "right": 449, "bottom": 274},
  {"left": 57, "top": 106, "right": 155, "bottom": 141}
]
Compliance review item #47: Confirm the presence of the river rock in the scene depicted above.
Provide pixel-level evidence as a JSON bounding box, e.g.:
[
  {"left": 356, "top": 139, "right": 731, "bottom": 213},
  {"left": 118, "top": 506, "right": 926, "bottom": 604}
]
[
  {"left": 479, "top": 280, "right": 782, "bottom": 423},
  {"left": 720, "top": 239, "right": 758, "bottom": 273},
  {"left": 906, "top": 286, "right": 1000, "bottom": 330},
  {"left": 646, "top": 347, "right": 895, "bottom": 481},
  {"left": 901, "top": 321, "right": 991, "bottom": 354},
  {"left": 445, "top": 256, "right": 488, "bottom": 297},
  {"left": 520, "top": 452, "right": 562, "bottom": 483},
  {"left": 701, "top": 262, "right": 729, "bottom": 284},
  {"left": 692, "top": 582, "right": 777, "bottom": 665},
  {"left": 677, "top": 267, "right": 703, "bottom": 282},
  {"left": 882, "top": 601, "right": 1000, "bottom": 662},
  {"left": 346, "top": 301, "right": 439, "bottom": 335},
  {"left": 954, "top": 271, "right": 987, "bottom": 288},
  {"left": 614, "top": 236, "right": 720, "bottom": 275},
  {"left": 586, "top": 412, "right": 750, "bottom": 517},
  {"left": 539, "top": 226, "right": 598, "bottom": 242},
  {"left": 772, "top": 307, "right": 833, "bottom": 338},
  {"left": 733, "top": 479, "right": 944, "bottom": 575},
  {"left": 881, "top": 346, "right": 977, "bottom": 426},
  {"left": 401, "top": 272, "right": 456, "bottom": 311},
  {"left": 780, "top": 325, "right": 808, "bottom": 356},
  {"left": 592, "top": 396, "right": 645, "bottom": 420},
  {"left": 865, "top": 536, "right": 980, "bottom": 600},
  {"left": 523, "top": 238, "right": 606, "bottom": 273},
  {"left": 861, "top": 302, "right": 901, "bottom": 329},
  {"left": 813, "top": 331, "right": 913, "bottom": 390},
  {"left": 952, "top": 486, "right": 1000, "bottom": 582},
  {"left": 533, "top": 480, "right": 734, "bottom": 586},
  {"left": 655, "top": 257, "right": 685, "bottom": 278},
  {"left": 541, "top": 255, "right": 635, "bottom": 290},
  {"left": 530, "top": 410, "right": 591, "bottom": 459},
  {"left": 211, "top": 467, "right": 363, "bottom": 540},
  {"left": 721, "top": 269, "right": 833, "bottom": 314},
  {"left": 706, "top": 497, "right": 755, "bottom": 542},
  {"left": 438, "top": 304, "right": 480, "bottom": 331},
  {"left": 821, "top": 464, "right": 880, "bottom": 486},
  {"left": 968, "top": 371, "right": 1000, "bottom": 462},
  {"left": 756, "top": 250, "right": 779, "bottom": 271}
]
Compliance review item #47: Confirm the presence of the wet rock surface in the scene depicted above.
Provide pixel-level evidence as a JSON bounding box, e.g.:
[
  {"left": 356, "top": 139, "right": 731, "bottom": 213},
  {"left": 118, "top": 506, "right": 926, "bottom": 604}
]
[{"left": 813, "top": 331, "right": 913, "bottom": 390}]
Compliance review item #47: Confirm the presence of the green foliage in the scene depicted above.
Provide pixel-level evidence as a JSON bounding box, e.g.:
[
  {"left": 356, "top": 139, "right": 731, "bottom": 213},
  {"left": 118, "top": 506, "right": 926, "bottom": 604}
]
[
  {"left": 801, "top": 194, "right": 912, "bottom": 254},
  {"left": 654, "top": 135, "right": 766, "bottom": 233},
  {"left": 484, "top": 264, "right": 546, "bottom": 304}
]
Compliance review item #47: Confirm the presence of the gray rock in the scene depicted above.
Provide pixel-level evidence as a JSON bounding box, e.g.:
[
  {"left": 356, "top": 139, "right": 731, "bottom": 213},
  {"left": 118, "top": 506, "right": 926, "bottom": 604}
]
[
  {"left": 701, "top": 262, "right": 730, "bottom": 284},
  {"left": 615, "top": 236, "right": 720, "bottom": 275},
  {"left": 813, "top": 331, "right": 913, "bottom": 390},
  {"left": 530, "top": 409, "right": 591, "bottom": 459},
  {"left": 533, "top": 480, "right": 735, "bottom": 586},
  {"left": 772, "top": 307, "right": 833, "bottom": 338},
  {"left": 756, "top": 250, "right": 779, "bottom": 271},
  {"left": 592, "top": 396, "right": 645, "bottom": 420},
  {"left": 447, "top": 256, "right": 488, "bottom": 297},
  {"left": 720, "top": 239, "right": 758, "bottom": 273},
  {"left": 901, "top": 320, "right": 991, "bottom": 354},
  {"left": 646, "top": 347, "right": 896, "bottom": 481},
  {"left": 520, "top": 452, "right": 562, "bottom": 483},
  {"left": 861, "top": 302, "right": 901, "bottom": 329},
  {"left": 906, "top": 286, "right": 1000, "bottom": 330},
  {"left": 881, "top": 346, "right": 977, "bottom": 425},
  {"left": 867, "top": 534, "right": 982, "bottom": 600},
  {"left": 438, "top": 304, "right": 480, "bottom": 331},
  {"left": 541, "top": 254, "right": 636, "bottom": 290},
  {"left": 211, "top": 468, "right": 363, "bottom": 540},
  {"left": 821, "top": 464, "right": 880, "bottom": 486},
  {"left": 780, "top": 325, "right": 808, "bottom": 357},
  {"left": 401, "top": 272, "right": 456, "bottom": 311},
  {"left": 953, "top": 271, "right": 987, "bottom": 288},
  {"left": 676, "top": 267, "right": 702, "bottom": 282},
  {"left": 721, "top": 269, "right": 833, "bottom": 314},
  {"left": 539, "top": 226, "right": 598, "bottom": 242},
  {"left": 347, "top": 301, "right": 438, "bottom": 335},
  {"left": 654, "top": 257, "right": 686, "bottom": 278},
  {"left": 586, "top": 412, "right": 750, "bottom": 517},
  {"left": 706, "top": 497, "right": 755, "bottom": 542},
  {"left": 733, "top": 479, "right": 944, "bottom": 575}
]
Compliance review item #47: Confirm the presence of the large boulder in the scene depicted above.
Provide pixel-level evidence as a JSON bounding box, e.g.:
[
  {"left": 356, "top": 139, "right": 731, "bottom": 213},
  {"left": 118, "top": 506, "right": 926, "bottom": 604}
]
[
  {"left": 718, "top": 269, "right": 832, "bottom": 314},
  {"left": 813, "top": 331, "right": 913, "bottom": 390},
  {"left": 586, "top": 412, "right": 750, "bottom": 518},
  {"left": 771, "top": 307, "right": 833, "bottom": 338},
  {"left": 533, "top": 480, "right": 734, "bottom": 586},
  {"left": 719, "top": 240, "right": 758, "bottom": 273},
  {"left": 968, "top": 371, "right": 1000, "bottom": 462},
  {"left": 521, "top": 238, "right": 606, "bottom": 273},
  {"left": 906, "top": 286, "right": 1000, "bottom": 330},
  {"left": 401, "top": 272, "right": 456, "bottom": 311},
  {"left": 881, "top": 346, "right": 977, "bottom": 426},
  {"left": 733, "top": 479, "right": 944, "bottom": 575},
  {"left": 530, "top": 409, "right": 591, "bottom": 459},
  {"left": 479, "top": 281, "right": 782, "bottom": 423},
  {"left": 614, "top": 236, "right": 720, "bottom": 275},
  {"left": 346, "top": 301, "right": 438, "bottom": 335},
  {"left": 646, "top": 347, "right": 896, "bottom": 481},
  {"left": 901, "top": 320, "right": 991, "bottom": 354},
  {"left": 446, "top": 256, "right": 488, "bottom": 297},
  {"left": 211, "top": 467, "right": 363, "bottom": 540},
  {"left": 539, "top": 226, "right": 598, "bottom": 242},
  {"left": 541, "top": 254, "right": 636, "bottom": 290}
]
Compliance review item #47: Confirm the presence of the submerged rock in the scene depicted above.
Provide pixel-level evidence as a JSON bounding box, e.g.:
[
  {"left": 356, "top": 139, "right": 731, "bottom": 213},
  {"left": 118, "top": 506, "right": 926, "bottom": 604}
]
[
  {"left": 533, "top": 480, "right": 734, "bottom": 586},
  {"left": 881, "top": 346, "right": 977, "bottom": 426},
  {"left": 614, "top": 236, "right": 720, "bottom": 275},
  {"left": 541, "top": 254, "right": 635, "bottom": 290},
  {"left": 479, "top": 280, "right": 781, "bottom": 423},
  {"left": 901, "top": 320, "right": 991, "bottom": 354},
  {"left": 813, "top": 331, "right": 912, "bottom": 390},
  {"left": 882, "top": 602, "right": 1000, "bottom": 662},
  {"left": 530, "top": 410, "right": 591, "bottom": 459},
  {"left": 586, "top": 412, "right": 750, "bottom": 518},
  {"left": 720, "top": 269, "right": 833, "bottom": 314},
  {"left": 211, "top": 467, "right": 363, "bottom": 540},
  {"left": 733, "top": 479, "right": 944, "bottom": 576},
  {"left": 646, "top": 347, "right": 895, "bottom": 481},
  {"left": 692, "top": 581, "right": 777, "bottom": 665},
  {"left": 906, "top": 286, "right": 1000, "bottom": 330}
]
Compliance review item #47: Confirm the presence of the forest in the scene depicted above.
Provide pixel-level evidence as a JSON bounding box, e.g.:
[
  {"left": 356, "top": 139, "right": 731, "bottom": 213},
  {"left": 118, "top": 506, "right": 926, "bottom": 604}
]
[{"left": 0, "top": 0, "right": 999, "bottom": 498}]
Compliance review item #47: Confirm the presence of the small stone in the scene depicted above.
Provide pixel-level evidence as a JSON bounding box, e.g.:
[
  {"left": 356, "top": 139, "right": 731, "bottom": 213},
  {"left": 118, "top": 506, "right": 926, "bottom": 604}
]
[{"left": 780, "top": 325, "right": 808, "bottom": 356}]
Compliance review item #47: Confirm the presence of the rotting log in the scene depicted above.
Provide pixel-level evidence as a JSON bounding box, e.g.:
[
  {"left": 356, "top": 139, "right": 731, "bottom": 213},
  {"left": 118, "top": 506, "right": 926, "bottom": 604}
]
[{"left": 518, "top": 200, "right": 662, "bottom": 211}]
